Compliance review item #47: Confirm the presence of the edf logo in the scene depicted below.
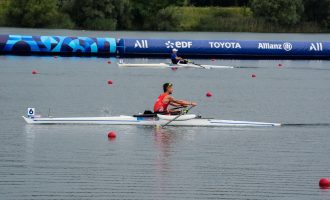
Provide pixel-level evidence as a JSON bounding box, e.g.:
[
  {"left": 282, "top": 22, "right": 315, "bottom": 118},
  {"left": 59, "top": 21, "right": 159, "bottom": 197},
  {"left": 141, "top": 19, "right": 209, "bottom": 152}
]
[{"left": 165, "top": 40, "right": 192, "bottom": 48}]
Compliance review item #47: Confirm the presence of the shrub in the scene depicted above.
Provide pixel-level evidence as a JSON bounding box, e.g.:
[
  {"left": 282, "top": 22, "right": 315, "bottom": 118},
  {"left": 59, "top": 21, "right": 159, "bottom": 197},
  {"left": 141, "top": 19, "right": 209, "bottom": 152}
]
[
  {"left": 155, "top": 7, "right": 182, "bottom": 31},
  {"left": 250, "top": 0, "right": 304, "bottom": 26}
]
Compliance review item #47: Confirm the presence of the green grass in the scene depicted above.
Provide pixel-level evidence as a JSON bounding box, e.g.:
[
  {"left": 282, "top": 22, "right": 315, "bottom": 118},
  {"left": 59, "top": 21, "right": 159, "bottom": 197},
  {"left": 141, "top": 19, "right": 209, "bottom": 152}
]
[{"left": 169, "top": 6, "right": 252, "bottom": 31}]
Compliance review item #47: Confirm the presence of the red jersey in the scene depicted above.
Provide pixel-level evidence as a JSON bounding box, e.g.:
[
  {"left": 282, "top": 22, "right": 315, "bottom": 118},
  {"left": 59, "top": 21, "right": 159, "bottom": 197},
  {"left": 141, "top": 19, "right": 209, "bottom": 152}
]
[{"left": 153, "top": 93, "right": 169, "bottom": 113}]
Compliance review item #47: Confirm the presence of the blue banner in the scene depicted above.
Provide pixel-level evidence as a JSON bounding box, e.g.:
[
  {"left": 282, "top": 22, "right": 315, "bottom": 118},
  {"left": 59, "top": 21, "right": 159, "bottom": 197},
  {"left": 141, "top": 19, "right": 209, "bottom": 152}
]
[
  {"left": 0, "top": 34, "right": 117, "bottom": 55},
  {"left": 1, "top": 35, "right": 329, "bottom": 59},
  {"left": 118, "top": 38, "right": 330, "bottom": 58}
]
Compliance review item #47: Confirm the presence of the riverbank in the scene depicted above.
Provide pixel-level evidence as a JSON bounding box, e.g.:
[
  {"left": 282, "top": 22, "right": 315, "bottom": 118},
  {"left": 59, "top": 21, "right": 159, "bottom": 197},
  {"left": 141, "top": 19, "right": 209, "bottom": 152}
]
[
  {"left": 0, "top": 0, "right": 329, "bottom": 33},
  {"left": 157, "top": 7, "right": 327, "bottom": 33}
]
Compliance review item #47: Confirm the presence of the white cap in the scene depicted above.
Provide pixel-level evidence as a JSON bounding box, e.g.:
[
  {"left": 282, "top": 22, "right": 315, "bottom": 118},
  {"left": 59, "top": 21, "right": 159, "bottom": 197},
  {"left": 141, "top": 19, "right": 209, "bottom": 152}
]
[{"left": 172, "top": 48, "right": 178, "bottom": 52}]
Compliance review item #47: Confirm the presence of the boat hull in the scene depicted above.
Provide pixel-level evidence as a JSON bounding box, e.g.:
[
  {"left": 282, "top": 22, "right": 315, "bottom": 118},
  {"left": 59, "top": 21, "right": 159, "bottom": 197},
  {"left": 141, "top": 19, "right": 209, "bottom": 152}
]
[
  {"left": 118, "top": 63, "right": 234, "bottom": 69},
  {"left": 22, "top": 116, "right": 281, "bottom": 127}
]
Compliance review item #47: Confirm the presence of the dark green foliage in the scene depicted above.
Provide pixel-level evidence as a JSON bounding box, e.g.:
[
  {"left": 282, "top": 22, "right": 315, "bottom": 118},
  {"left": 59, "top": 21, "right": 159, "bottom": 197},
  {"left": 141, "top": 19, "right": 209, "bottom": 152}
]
[
  {"left": 154, "top": 7, "right": 182, "bottom": 31},
  {"left": 251, "top": 0, "right": 304, "bottom": 26},
  {"left": 129, "top": 0, "right": 183, "bottom": 29},
  {"left": 0, "top": 0, "right": 9, "bottom": 25},
  {"left": 63, "top": 0, "right": 131, "bottom": 30},
  {"left": 4, "top": 0, "right": 73, "bottom": 28},
  {"left": 67, "top": 0, "right": 116, "bottom": 29},
  {"left": 0, "top": 0, "right": 328, "bottom": 32},
  {"left": 304, "top": 0, "right": 330, "bottom": 28}
]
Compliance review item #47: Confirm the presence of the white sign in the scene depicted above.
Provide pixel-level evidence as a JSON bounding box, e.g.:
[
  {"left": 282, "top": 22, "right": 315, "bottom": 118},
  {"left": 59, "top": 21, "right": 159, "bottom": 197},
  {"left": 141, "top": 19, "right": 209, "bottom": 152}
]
[
  {"left": 134, "top": 40, "right": 148, "bottom": 48},
  {"left": 27, "top": 108, "right": 35, "bottom": 118},
  {"left": 258, "top": 42, "right": 293, "bottom": 51},
  {"left": 165, "top": 41, "right": 193, "bottom": 49},
  {"left": 310, "top": 43, "right": 323, "bottom": 51},
  {"left": 209, "top": 42, "right": 241, "bottom": 49}
]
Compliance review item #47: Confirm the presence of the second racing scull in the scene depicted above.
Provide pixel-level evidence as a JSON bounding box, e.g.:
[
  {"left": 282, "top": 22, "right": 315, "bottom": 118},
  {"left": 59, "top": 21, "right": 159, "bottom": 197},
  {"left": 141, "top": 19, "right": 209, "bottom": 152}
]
[
  {"left": 23, "top": 108, "right": 281, "bottom": 127},
  {"left": 117, "top": 61, "right": 234, "bottom": 69}
]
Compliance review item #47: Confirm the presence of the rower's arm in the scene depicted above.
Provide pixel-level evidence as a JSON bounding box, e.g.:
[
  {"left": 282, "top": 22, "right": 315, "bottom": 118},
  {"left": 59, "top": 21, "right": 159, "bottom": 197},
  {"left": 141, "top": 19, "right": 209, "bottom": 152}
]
[
  {"left": 170, "top": 97, "right": 195, "bottom": 106},
  {"left": 169, "top": 102, "right": 182, "bottom": 107}
]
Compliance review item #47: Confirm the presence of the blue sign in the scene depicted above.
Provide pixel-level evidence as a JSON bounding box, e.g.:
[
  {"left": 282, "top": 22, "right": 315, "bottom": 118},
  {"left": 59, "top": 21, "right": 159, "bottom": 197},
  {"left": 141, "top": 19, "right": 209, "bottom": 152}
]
[{"left": 118, "top": 38, "right": 330, "bottom": 58}]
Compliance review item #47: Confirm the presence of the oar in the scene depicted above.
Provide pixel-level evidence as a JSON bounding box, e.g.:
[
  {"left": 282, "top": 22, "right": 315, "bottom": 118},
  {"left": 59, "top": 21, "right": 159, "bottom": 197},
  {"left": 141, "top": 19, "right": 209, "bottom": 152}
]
[
  {"left": 187, "top": 60, "right": 207, "bottom": 69},
  {"left": 170, "top": 106, "right": 187, "bottom": 110},
  {"left": 161, "top": 105, "right": 194, "bottom": 128}
]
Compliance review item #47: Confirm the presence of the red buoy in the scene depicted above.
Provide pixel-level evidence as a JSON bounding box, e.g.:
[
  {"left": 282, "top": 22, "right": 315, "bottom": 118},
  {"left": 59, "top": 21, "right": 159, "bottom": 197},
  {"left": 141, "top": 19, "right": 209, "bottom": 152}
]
[
  {"left": 107, "top": 80, "right": 113, "bottom": 85},
  {"left": 107, "top": 61, "right": 111, "bottom": 64},
  {"left": 278, "top": 63, "right": 283, "bottom": 67},
  {"left": 211, "top": 59, "right": 216, "bottom": 61},
  {"left": 319, "top": 178, "right": 330, "bottom": 189},
  {"left": 206, "top": 92, "right": 213, "bottom": 97},
  {"left": 171, "top": 67, "right": 178, "bottom": 71},
  {"left": 251, "top": 74, "right": 256, "bottom": 78},
  {"left": 54, "top": 56, "right": 58, "bottom": 59},
  {"left": 108, "top": 131, "right": 117, "bottom": 139},
  {"left": 32, "top": 70, "right": 38, "bottom": 75}
]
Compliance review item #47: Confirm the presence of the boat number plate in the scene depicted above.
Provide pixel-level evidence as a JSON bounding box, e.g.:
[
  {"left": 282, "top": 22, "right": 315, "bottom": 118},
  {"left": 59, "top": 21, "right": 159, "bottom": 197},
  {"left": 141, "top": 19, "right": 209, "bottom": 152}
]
[{"left": 27, "top": 108, "right": 35, "bottom": 118}]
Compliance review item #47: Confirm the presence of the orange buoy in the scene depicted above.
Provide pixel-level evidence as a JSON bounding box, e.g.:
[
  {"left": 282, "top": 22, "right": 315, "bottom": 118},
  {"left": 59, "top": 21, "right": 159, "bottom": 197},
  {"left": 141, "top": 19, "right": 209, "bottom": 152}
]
[
  {"left": 251, "top": 74, "right": 256, "bottom": 78},
  {"left": 107, "top": 80, "right": 113, "bottom": 85},
  {"left": 108, "top": 131, "right": 117, "bottom": 139},
  {"left": 319, "top": 178, "right": 330, "bottom": 189},
  {"left": 32, "top": 70, "right": 38, "bottom": 75},
  {"left": 206, "top": 92, "right": 213, "bottom": 97}
]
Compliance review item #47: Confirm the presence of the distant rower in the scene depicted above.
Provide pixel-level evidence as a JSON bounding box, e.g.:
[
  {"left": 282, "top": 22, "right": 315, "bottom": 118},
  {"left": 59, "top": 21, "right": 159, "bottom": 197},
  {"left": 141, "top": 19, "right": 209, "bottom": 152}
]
[
  {"left": 154, "top": 83, "right": 197, "bottom": 114},
  {"left": 171, "top": 48, "right": 188, "bottom": 64}
]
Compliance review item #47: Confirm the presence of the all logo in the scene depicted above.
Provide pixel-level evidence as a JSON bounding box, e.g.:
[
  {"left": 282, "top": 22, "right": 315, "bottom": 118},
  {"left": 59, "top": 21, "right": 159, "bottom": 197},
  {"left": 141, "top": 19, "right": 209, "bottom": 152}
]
[
  {"left": 134, "top": 40, "right": 148, "bottom": 48},
  {"left": 165, "top": 40, "right": 192, "bottom": 48},
  {"left": 309, "top": 43, "right": 323, "bottom": 51}
]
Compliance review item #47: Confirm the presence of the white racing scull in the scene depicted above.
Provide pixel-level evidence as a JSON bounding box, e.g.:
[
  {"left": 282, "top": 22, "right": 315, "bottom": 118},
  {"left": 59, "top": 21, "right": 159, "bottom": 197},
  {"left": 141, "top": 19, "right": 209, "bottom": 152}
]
[
  {"left": 117, "top": 62, "right": 234, "bottom": 69},
  {"left": 23, "top": 108, "right": 281, "bottom": 127}
]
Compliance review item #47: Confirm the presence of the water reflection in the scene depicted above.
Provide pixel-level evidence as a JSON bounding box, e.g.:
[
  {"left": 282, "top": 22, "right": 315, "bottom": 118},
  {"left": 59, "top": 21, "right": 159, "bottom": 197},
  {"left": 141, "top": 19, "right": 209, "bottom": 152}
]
[{"left": 153, "top": 127, "right": 176, "bottom": 174}]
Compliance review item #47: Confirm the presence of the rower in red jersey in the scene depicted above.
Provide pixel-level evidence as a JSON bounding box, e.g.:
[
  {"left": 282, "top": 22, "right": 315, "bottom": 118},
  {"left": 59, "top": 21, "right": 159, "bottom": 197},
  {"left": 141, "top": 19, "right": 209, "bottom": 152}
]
[{"left": 153, "top": 83, "right": 197, "bottom": 114}]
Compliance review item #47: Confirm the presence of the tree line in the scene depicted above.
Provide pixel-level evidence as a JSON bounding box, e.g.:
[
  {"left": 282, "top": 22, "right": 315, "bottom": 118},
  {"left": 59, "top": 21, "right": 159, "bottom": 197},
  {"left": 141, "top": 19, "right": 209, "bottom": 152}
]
[{"left": 0, "top": 0, "right": 329, "bottom": 32}]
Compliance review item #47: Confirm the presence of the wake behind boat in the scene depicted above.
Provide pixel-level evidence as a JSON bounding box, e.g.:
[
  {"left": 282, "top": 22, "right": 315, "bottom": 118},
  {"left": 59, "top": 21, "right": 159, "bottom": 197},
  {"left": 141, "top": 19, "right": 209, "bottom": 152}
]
[{"left": 23, "top": 108, "right": 281, "bottom": 127}]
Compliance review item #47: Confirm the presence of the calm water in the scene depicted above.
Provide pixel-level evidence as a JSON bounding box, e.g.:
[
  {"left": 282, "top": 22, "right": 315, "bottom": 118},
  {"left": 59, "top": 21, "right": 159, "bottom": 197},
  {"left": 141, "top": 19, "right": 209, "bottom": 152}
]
[{"left": 1, "top": 28, "right": 330, "bottom": 200}]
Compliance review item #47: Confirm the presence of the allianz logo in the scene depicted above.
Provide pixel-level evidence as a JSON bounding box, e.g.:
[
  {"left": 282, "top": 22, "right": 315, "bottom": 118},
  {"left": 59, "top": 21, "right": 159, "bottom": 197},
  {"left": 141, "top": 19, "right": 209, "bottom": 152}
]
[
  {"left": 209, "top": 42, "right": 242, "bottom": 49},
  {"left": 258, "top": 42, "right": 293, "bottom": 51}
]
